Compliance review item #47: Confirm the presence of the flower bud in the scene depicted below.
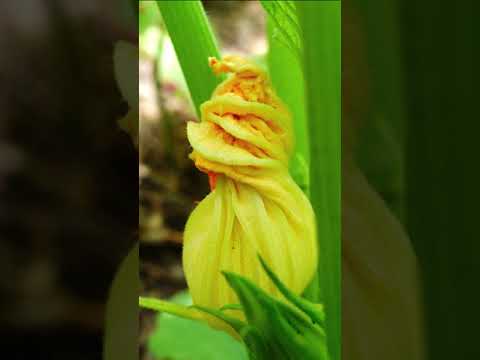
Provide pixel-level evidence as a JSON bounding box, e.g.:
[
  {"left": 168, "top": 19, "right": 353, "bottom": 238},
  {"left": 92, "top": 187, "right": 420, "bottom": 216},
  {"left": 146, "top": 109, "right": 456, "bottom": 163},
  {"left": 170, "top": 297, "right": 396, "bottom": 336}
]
[{"left": 183, "top": 56, "right": 317, "bottom": 316}]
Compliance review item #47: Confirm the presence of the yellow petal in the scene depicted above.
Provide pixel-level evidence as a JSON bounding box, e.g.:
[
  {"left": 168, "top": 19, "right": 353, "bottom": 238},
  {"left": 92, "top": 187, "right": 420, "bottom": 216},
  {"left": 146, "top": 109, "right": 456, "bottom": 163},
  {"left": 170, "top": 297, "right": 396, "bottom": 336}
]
[{"left": 183, "top": 56, "right": 317, "bottom": 318}]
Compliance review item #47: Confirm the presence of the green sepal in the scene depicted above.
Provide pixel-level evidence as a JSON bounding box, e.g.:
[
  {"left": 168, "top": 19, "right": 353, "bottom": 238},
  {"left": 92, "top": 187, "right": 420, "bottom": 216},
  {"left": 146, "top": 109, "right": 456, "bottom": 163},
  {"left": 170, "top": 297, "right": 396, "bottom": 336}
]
[
  {"left": 192, "top": 305, "right": 246, "bottom": 333},
  {"left": 139, "top": 296, "right": 204, "bottom": 323},
  {"left": 222, "top": 259, "right": 330, "bottom": 360},
  {"left": 220, "top": 303, "right": 244, "bottom": 312},
  {"left": 257, "top": 255, "right": 325, "bottom": 327}
]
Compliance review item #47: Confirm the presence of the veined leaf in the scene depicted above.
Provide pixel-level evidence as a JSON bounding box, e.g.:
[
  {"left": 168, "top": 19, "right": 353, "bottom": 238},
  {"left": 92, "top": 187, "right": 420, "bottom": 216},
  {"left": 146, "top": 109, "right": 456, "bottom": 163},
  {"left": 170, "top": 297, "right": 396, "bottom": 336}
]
[{"left": 260, "top": 0, "right": 302, "bottom": 59}]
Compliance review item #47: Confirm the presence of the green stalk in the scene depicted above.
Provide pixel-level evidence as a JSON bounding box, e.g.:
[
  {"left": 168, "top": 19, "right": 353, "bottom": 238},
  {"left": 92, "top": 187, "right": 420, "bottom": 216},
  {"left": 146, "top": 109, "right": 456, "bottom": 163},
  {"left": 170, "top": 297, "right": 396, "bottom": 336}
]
[
  {"left": 156, "top": 0, "right": 222, "bottom": 115},
  {"left": 297, "top": 2, "right": 341, "bottom": 360}
]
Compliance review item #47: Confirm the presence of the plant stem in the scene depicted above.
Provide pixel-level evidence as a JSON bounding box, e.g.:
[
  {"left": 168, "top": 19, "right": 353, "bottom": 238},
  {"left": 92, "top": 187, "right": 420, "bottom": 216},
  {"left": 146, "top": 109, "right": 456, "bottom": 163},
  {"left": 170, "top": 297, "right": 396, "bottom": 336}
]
[
  {"left": 156, "top": 0, "right": 221, "bottom": 115},
  {"left": 297, "top": 2, "right": 341, "bottom": 360}
]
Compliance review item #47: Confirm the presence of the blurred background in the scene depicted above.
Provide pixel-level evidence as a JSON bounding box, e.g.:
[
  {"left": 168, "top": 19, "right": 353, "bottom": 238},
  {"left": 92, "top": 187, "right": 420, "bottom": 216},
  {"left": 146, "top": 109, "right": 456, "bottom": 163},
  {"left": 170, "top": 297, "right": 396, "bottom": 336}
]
[{"left": 0, "top": 0, "right": 137, "bottom": 358}]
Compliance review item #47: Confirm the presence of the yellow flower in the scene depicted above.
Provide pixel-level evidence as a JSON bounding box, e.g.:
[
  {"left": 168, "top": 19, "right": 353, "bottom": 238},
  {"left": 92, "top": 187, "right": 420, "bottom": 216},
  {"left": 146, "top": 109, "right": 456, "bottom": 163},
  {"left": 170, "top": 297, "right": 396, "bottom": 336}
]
[{"left": 183, "top": 56, "right": 317, "bottom": 317}]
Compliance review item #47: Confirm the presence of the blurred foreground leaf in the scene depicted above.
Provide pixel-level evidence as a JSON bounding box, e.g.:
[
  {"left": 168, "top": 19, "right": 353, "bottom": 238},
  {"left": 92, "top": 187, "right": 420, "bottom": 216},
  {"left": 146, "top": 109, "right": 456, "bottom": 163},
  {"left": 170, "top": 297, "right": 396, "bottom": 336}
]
[
  {"left": 113, "top": 41, "right": 138, "bottom": 147},
  {"left": 103, "top": 244, "right": 139, "bottom": 360},
  {"left": 114, "top": 41, "right": 138, "bottom": 109}
]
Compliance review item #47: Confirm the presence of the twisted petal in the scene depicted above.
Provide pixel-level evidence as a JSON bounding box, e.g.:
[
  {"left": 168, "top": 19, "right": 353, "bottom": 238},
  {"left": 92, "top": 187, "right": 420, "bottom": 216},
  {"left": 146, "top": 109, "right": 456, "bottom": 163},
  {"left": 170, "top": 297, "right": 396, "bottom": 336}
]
[{"left": 183, "top": 56, "right": 317, "bottom": 317}]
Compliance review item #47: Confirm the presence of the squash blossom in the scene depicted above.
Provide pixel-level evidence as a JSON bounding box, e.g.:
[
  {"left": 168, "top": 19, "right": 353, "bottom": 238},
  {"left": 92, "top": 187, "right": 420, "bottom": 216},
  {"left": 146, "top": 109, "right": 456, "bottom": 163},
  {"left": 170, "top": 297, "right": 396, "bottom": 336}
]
[{"left": 183, "top": 56, "right": 317, "bottom": 316}]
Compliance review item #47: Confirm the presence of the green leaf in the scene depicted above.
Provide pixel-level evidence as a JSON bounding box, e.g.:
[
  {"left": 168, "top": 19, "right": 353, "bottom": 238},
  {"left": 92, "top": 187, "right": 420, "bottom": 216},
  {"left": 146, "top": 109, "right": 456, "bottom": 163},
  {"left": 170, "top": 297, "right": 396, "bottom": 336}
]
[
  {"left": 351, "top": 0, "right": 407, "bottom": 220},
  {"left": 260, "top": 0, "right": 302, "bottom": 59},
  {"left": 113, "top": 41, "right": 138, "bottom": 109},
  {"left": 147, "top": 291, "right": 249, "bottom": 360},
  {"left": 103, "top": 244, "right": 139, "bottom": 360},
  {"left": 113, "top": 41, "right": 138, "bottom": 145},
  {"left": 356, "top": 112, "right": 403, "bottom": 214}
]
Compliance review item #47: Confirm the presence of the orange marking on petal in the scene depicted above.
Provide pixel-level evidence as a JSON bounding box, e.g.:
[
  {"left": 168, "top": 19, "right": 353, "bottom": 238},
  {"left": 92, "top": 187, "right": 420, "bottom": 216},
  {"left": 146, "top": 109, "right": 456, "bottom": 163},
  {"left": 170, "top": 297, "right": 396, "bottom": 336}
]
[{"left": 208, "top": 172, "right": 218, "bottom": 190}]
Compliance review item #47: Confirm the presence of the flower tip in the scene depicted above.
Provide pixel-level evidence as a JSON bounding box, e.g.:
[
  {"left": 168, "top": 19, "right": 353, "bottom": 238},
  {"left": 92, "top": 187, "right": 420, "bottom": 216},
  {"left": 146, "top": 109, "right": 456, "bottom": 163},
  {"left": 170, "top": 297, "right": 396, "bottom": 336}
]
[
  {"left": 208, "top": 56, "right": 217, "bottom": 67},
  {"left": 208, "top": 56, "right": 225, "bottom": 75}
]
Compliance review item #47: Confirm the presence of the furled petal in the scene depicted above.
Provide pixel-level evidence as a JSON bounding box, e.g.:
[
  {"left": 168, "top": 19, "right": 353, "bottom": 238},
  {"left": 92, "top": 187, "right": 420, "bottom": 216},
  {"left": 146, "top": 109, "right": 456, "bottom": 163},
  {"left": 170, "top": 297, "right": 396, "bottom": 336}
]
[{"left": 183, "top": 56, "right": 317, "bottom": 318}]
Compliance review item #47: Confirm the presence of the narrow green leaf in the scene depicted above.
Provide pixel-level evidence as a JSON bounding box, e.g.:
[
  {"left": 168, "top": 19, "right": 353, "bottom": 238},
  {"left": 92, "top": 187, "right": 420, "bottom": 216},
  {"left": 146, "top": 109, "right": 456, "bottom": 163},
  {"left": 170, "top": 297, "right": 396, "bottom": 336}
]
[
  {"left": 297, "top": 2, "right": 341, "bottom": 360},
  {"left": 139, "top": 296, "right": 205, "bottom": 322},
  {"left": 156, "top": 0, "right": 222, "bottom": 115}
]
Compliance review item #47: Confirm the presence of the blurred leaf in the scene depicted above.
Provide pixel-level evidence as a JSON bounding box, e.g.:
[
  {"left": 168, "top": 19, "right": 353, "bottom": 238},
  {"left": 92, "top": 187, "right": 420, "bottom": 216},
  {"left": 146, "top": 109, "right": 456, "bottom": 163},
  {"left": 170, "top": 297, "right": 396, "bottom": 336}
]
[
  {"left": 103, "top": 244, "right": 139, "bottom": 360},
  {"left": 117, "top": 109, "right": 138, "bottom": 148},
  {"left": 352, "top": 0, "right": 407, "bottom": 219},
  {"left": 289, "top": 154, "right": 310, "bottom": 194},
  {"left": 148, "top": 291, "right": 248, "bottom": 360},
  {"left": 356, "top": 111, "right": 403, "bottom": 212},
  {"left": 114, "top": 41, "right": 138, "bottom": 108},
  {"left": 113, "top": 41, "right": 138, "bottom": 146}
]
